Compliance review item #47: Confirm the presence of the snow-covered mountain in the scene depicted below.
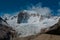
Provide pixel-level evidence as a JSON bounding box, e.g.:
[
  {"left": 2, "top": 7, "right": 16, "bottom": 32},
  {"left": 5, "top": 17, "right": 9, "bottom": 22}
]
[{"left": 1, "top": 10, "right": 60, "bottom": 37}]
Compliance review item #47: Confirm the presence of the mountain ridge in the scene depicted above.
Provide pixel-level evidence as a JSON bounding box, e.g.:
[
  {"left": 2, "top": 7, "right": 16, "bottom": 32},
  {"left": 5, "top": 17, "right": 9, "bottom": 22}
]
[{"left": 1, "top": 10, "right": 60, "bottom": 37}]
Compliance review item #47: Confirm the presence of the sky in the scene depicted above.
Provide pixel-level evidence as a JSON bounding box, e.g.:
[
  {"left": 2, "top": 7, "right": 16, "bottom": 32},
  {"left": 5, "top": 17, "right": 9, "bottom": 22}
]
[{"left": 0, "top": 0, "right": 60, "bottom": 16}]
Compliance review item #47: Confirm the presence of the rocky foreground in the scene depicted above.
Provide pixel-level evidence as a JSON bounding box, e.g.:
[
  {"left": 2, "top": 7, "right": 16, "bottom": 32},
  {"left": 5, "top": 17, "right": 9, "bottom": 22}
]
[{"left": 14, "top": 34, "right": 60, "bottom": 40}]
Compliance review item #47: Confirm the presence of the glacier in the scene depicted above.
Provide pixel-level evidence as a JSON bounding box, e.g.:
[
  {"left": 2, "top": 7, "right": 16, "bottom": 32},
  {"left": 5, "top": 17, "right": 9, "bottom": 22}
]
[{"left": 4, "top": 10, "right": 59, "bottom": 37}]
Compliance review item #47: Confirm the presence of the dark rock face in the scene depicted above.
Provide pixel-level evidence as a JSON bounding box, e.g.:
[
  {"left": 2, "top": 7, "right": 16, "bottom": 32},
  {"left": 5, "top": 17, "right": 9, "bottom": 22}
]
[
  {"left": 46, "top": 19, "right": 60, "bottom": 35},
  {"left": 0, "top": 24, "right": 17, "bottom": 40},
  {"left": 11, "top": 16, "right": 17, "bottom": 20},
  {"left": 0, "top": 17, "right": 8, "bottom": 25},
  {"left": 17, "top": 11, "right": 29, "bottom": 24}
]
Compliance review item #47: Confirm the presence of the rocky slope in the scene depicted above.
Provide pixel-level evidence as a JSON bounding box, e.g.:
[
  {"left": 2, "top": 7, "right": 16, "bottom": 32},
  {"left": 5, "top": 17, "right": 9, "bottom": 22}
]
[
  {"left": 0, "top": 17, "right": 17, "bottom": 40},
  {"left": 14, "top": 34, "right": 60, "bottom": 40}
]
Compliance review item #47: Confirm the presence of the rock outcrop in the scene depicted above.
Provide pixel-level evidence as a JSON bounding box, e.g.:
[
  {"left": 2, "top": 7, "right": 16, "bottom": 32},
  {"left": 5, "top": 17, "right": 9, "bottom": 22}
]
[
  {"left": 17, "top": 11, "right": 29, "bottom": 24},
  {"left": 46, "top": 19, "right": 60, "bottom": 35},
  {"left": 0, "top": 17, "right": 17, "bottom": 40},
  {"left": 0, "top": 17, "right": 8, "bottom": 25}
]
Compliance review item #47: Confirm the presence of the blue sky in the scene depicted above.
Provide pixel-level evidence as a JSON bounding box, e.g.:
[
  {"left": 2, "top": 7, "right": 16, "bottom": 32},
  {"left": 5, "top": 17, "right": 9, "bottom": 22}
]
[{"left": 0, "top": 0, "right": 60, "bottom": 16}]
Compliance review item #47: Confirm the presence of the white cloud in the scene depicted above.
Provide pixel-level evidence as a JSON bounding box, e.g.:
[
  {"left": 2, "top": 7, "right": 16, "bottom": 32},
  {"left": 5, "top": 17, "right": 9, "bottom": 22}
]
[{"left": 26, "top": 3, "right": 52, "bottom": 17}]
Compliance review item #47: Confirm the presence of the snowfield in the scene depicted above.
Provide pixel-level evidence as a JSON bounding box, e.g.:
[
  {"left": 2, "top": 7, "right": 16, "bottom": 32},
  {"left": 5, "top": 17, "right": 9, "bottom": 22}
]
[{"left": 5, "top": 10, "right": 59, "bottom": 37}]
